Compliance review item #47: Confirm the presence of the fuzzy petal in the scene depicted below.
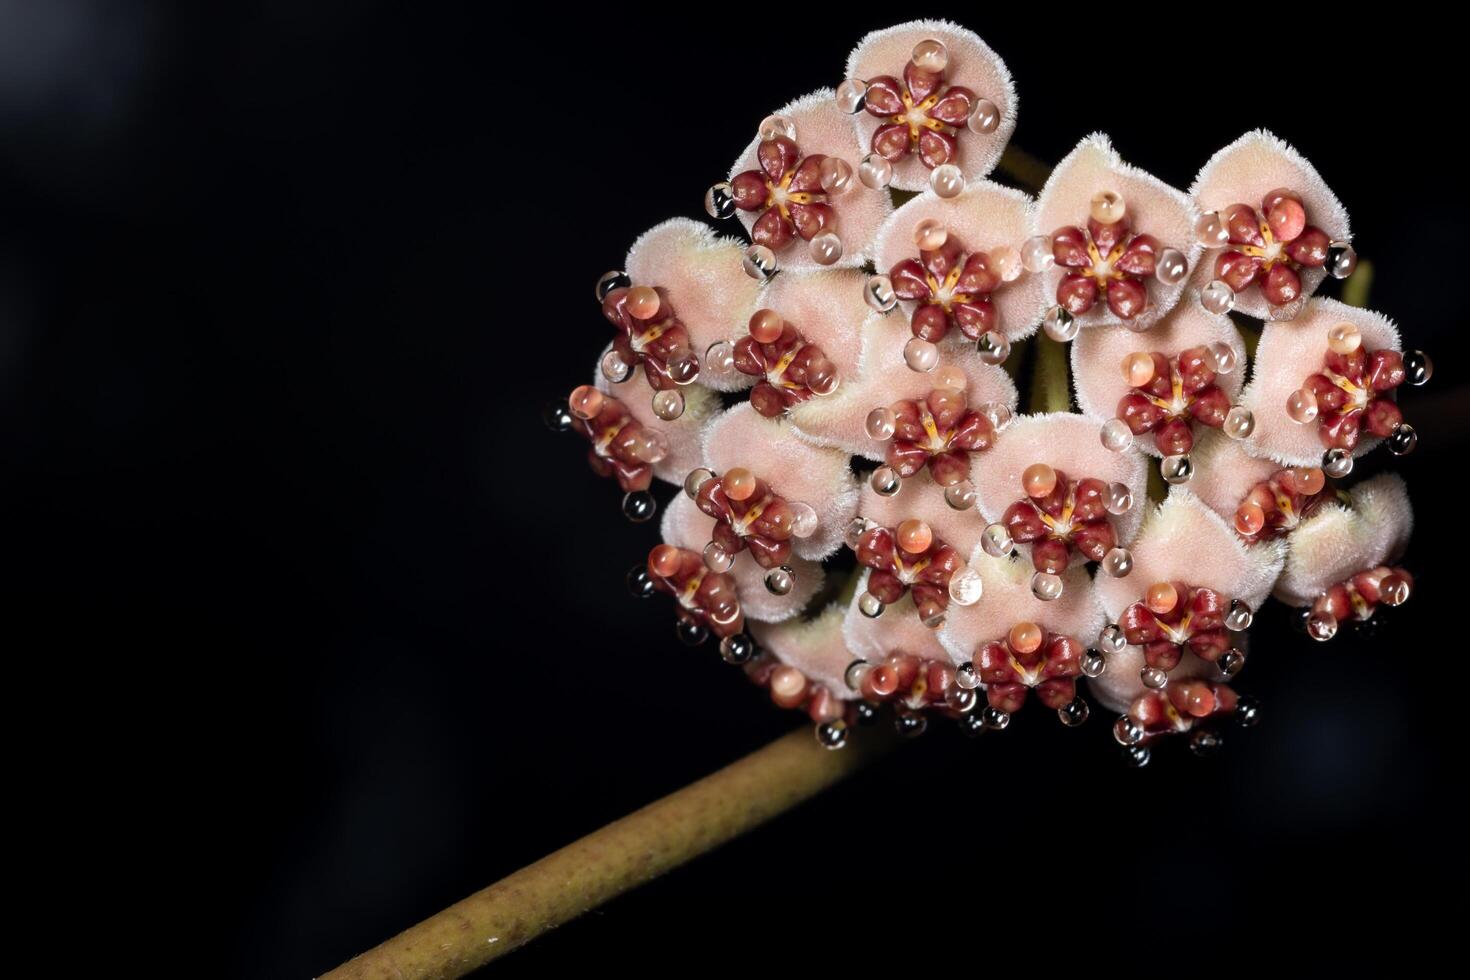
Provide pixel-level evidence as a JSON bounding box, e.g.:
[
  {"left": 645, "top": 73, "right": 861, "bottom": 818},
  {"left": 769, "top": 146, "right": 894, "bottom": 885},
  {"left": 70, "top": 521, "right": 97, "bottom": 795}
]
[
  {"left": 624, "top": 219, "right": 761, "bottom": 392},
  {"left": 750, "top": 604, "right": 857, "bottom": 697},
  {"left": 845, "top": 20, "right": 1016, "bottom": 192},
  {"left": 1033, "top": 134, "right": 1200, "bottom": 332},
  {"left": 1273, "top": 474, "right": 1412, "bottom": 607},
  {"left": 843, "top": 585, "right": 956, "bottom": 665},
  {"left": 856, "top": 474, "right": 983, "bottom": 561},
  {"left": 871, "top": 181, "right": 1046, "bottom": 341},
  {"left": 786, "top": 315, "right": 1017, "bottom": 457},
  {"left": 729, "top": 90, "right": 892, "bottom": 270},
  {"left": 701, "top": 403, "right": 858, "bottom": 561},
  {"left": 659, "top": 493, "right": 822, "bottom": 623},
  {"left": 1070, "top": 303, "right": 1246, "bottom": 457},
  {"left": 1184, "top": 429, "right": 1281, "bottom": 522},
  {"left": 1093, "top": 491, "right": 1286, "bottom": 621},
  {"left": 1238, "top": 298, "right": 1401, "bottom": 466},
  {"left": 936, "top": 551, "right": 1105, "bottom": 666},
  {"left": 1188, "top": 130, "right": 1351, "bottom": 321},
  {"left": 969, "top": 412, "right": 1150, "bottom": 552},
  {"left": 756, "top": 267, "right": 870, "bottom": 386},
  {"left": 595, "top": 354, "right": 719, "bottom": 486},
  {"left": 1087, "top": 645, "right": 1225, "bottom": 716}
]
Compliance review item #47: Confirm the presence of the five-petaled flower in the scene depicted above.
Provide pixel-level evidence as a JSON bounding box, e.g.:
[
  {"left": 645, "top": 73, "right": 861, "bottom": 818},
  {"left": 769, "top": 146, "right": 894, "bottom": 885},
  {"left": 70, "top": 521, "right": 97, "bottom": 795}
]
[
  {"left": 864, "top": 61, "right": 974, "bottom": 169},
  {"left": 1233, "top": 466, "right": 1329, "bottom": 540},
  {"left": 1052, "top": 217, "right": 1160, "bottom": 321},
  {"left": 855, "top": 522, "right": 962, "bottom": 626},
  {"left": 1120, "top": 582, "right": 1233, "bottom": 672},
  {"left": 889, "top": 235, "right": 1004, "bottom": 341},
  {"left": 1002, "top": 468, "right": 1117, "bottom": 573},
  {"left": 601, "top": 285, "right": 698, "bottom": 390},
  {"left": 887, "top": 387, "right": 996, "bottom": 487},
  {"left": 695, "top": 471, "right": 797, "bottom": 570},
  {"left": 1302, "top": 343, "right": 1407, "bottom": 452},
  {"left": 1127, "top": 680, "right": 1238, "bottom": 739},
  {"left": 733, "top": 319, "right": 840, "bottom": 418},
  {"left": 1118, "top": 347, "right": 1230, "bottom": 455},
  {"left": 974, "top": 623, "right": 1082, "bottom": 712},
  {"left": 730, "top": 138, "right": 833, "bottom": 251},
  {"left": 1211, "top": 190, "right": 1330, "bottom": 307},
  {"left": 646, "top": 544, "right": 744, "bottom": 639},
  {"left": 572, "top": 393, "right": 653, "bottom": 492}
]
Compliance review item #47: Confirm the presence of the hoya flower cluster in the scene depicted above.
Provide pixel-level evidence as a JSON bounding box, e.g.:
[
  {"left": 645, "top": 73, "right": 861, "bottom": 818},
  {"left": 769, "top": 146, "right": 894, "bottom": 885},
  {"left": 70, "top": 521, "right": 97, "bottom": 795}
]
[{"left": 548, "top": 21, "right": 1429, "bottom": 765}]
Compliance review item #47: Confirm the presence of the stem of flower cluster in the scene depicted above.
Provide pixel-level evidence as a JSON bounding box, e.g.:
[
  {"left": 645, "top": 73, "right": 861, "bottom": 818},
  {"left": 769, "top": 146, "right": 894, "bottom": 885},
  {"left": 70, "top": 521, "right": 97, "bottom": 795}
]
[{"left": 320, "top": 726, "right": 897, "bottom": 978}]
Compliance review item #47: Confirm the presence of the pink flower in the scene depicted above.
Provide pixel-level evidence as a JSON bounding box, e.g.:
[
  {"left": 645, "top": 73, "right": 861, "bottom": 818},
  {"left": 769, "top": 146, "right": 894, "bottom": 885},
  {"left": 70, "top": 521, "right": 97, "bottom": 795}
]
[
  {"left": 1190, "top": 131, "right": 1353, "bottom": 320},
  {"left": 844, "top": 21, "right": 1016, "bottom": 191},
  {"left": 1031, "top": 134, "right": 1200, "bottom": 334}
]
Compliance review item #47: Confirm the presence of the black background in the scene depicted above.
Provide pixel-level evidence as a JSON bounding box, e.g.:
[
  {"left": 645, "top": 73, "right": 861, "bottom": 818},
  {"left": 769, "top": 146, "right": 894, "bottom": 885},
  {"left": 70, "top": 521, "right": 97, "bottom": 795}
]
[{"left": 5, "top": 3, "right": 1464, "bottom": 975}]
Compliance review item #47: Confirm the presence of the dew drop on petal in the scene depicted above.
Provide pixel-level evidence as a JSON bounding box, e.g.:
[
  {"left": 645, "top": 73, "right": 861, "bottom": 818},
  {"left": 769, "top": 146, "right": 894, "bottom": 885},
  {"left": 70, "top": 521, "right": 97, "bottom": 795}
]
[
  {"left": 789, "top": 502, "right": 818, "bottom": 538},
  {"left": 1100, "top": 418, "right": 1134, "bottom": 453},
  {"left": 1021, "top": 235, "right": 1054, "bottom": 273},
  {"left": 949, "top": 565, "right": 984, "bottom": 605},
  {"left": 1201, "top": 279, "right": 1235, "bottom": 315}
]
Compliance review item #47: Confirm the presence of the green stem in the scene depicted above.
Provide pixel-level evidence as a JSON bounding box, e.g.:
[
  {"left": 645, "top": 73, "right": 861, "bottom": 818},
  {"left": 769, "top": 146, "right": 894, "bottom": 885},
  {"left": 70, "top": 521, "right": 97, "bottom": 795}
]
[
  {"left": 321, "top": 727, "right": 896, "bottom": 978},
  {"left": 1341, "top": 259, "right": 1374, "bottom": 308},
  {"left": 1028, "top": 333, "right": 1071, "bottom": 414}
]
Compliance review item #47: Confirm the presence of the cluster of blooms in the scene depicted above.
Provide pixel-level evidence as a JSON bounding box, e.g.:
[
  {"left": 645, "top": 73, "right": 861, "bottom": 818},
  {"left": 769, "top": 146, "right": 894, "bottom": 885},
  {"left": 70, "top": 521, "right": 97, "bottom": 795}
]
[{"left": 547, "top": 21, "right": 1429, "bottom": 765}]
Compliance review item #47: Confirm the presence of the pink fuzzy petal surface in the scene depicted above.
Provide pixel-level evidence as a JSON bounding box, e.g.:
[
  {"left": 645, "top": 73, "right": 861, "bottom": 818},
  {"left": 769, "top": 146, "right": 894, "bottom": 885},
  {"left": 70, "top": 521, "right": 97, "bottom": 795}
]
[
  {"left": 1033, "top": 134, "right": 1200, "bottom": 332},
  {"left": 1093, "top": 491, "right": 1285, "bottom": 620},
  {"left": 1185, "top": 429, "right": 1281, "bottom": 522},
  {"left": 750, "top": 604, "right": 857, "bottom": 698},
  {"left": 936, "top": 551, "right": 1105, "bottom": 665},
  {"left": 1188, "top": 130, "right": 1351, "bottom": 321},
  {"left": 729, "top": 90, "right": 892, "bottom": 270},
  {"left": 1086, "top": 646, "right": 1227, "bottom": 716},
  {"left": 845, "top": 20, "right": 1016, "bottom": 192},
  {"left": 857, "top": 473, "right": 984, "bottom": 560},
  {"left": 624, "top": 219, "right": 760, "bottom": 391},
  {"left": 659, "top": 494, "right": 822, "bottom": 623},
  {"left": 701, "top": 403, "right": 858, "bottom": 561},
  {"left": 757, "top": 267, "right": 870, "bottom": 383},
  {"left": 871, "top": 181, "right": 1046, "bottom": 341},
  {"left": 1238, "top": 298, "right": 1401, "bottom": 466},
  {"left": 1274, "top": 474, "right": 1412, "bottom": 607},
  {"left": 970, "top": 411, "right": 1150, "bottom": 550},
  {"left": 787, "top": 316, "right": 1017, "bottom": 457},
  {"left": 842, "top": 587, "right": 955, "bottom": 666},
  {"left": 1070, "top": 304, "right": 1246, "bottom": 457},
  {"left": 594, "top": 353, "right": 719, "bottom": 486}
]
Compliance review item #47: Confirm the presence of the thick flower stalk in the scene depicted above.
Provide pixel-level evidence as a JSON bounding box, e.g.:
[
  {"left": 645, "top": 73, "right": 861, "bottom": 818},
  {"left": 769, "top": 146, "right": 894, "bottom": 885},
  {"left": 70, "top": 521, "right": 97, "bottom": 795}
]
[{"left": 545, "top": 18, "right": 1431, "bottom": 769}]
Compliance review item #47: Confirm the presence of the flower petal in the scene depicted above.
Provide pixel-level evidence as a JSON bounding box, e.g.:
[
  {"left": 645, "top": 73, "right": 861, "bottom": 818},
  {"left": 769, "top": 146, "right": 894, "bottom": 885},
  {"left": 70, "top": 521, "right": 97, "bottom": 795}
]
[
  {"left": 1033, "top": 134, "right": 1200, "bottom": 331},
  {"left": 1237, "top": 298, "right": 1401, "bottom": 466},
  {"left": 1086, "top": 645, "right": 1230, "bottom": 716},
  {"left": 784, "top": 315, "right": 1017, "bottom": 457},
  {"left": 750, "top": 604, "right": 857, "bottom": 698},
  {"left": 659, "top": 493, "right": 823, "bottom": 623},
  {"left": 624, "top": 219, "right": 761, "bottom": 392},
  {"left": 1273, "top": 474, "right": 1412, "bottom": 607},
  {"left": 843, "top": 585, "right": 955, "bottom": 666},
  {"left": 595, "top": 353, "right": 720, "bottom": 486},
  {"left": 1092, "top": 491, "right": 1286, "bottom": 621},
  {"left": 935, "top": 552, "right": 1105, "bottom": 666},
  {"left": 755, "top": 268, "right": 869, "bottom": 389},
  {"left": 856, "top": 473, "right": 983, "bottom": 562},
  {"left": 969, "top": 412, "right": 1150, "bottom": 551},
  {"left": 845, "top": 20, "right": 1016, "bottom": 191},
  {"left": 1070, "top": 303, "right": 1246, "bottom": 457},
  {"left": 1189, "top": 130, "right": 1351, "bottom": 321},
  {"left": 701, "top": 403, "right": 859, "bottom": 561},
  {"left": 871, "top": 180, "right": 1046, "bottom": 342},
  {"left": 1183, "top": 429, "right": 1281, "bottom": 523},
  {"left": 729, "top": 90, "right": 892, "bottom": 270}
]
